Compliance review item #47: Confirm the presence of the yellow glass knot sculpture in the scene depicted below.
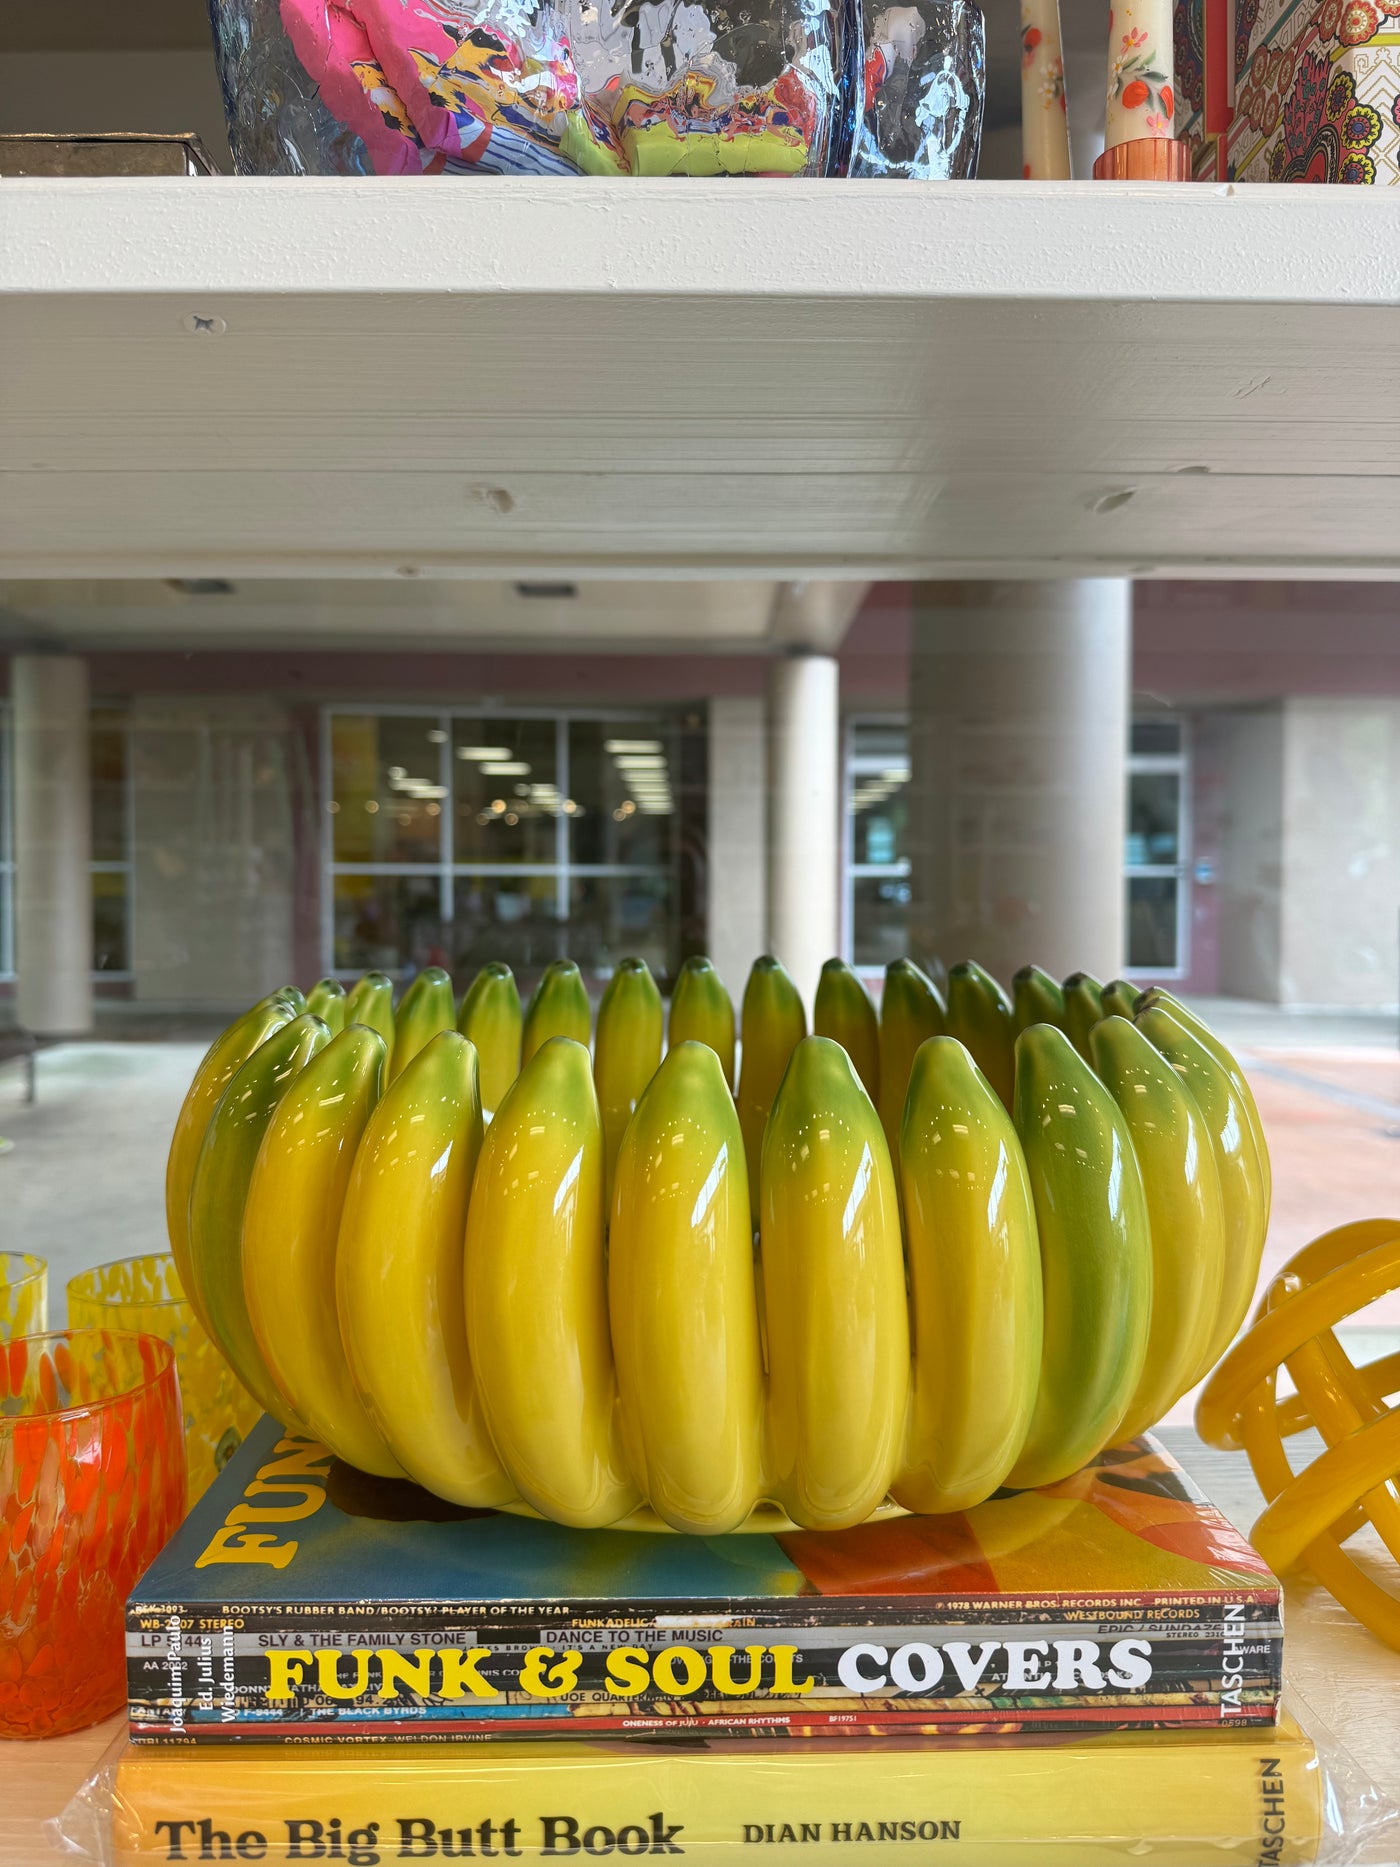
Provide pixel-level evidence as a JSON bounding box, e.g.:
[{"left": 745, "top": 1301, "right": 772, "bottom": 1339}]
[{"left": 1196, "top": 1218, "right": 1400, "bottom": 1651}]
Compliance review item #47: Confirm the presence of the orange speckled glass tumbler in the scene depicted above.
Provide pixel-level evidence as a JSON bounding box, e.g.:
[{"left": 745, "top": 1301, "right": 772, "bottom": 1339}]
[{"left": 0, "top": 1330, "right": 186, "bottom": 1738}]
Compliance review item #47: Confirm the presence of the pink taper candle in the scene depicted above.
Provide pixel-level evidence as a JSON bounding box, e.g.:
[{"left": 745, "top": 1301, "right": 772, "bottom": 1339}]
[
  {"left": 1020, "top": 0, "right": 1070, "bottom": 178},
  {"left": 1105, "top": 0, "right": 1176, "bottom": 150}
]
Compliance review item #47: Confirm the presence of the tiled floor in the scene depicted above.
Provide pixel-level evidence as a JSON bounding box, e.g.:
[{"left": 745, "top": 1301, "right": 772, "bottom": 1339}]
[{"left": 2, "top": 1002, "right": 1396, "bottom": 1430}]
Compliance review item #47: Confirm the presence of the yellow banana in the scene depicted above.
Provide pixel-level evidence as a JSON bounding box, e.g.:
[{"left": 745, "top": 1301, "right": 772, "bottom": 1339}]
[
  {"left": 896, "top": 1036, "right": 1041, "bottom": 1513},
  {"left": 391, "top": 965, "right": 455, "bottom": 1082},
  {"left": 187, "top": 1012, "right": 331, "bottom": 1427},
  {"left": 1137, "top": 987, "right": 1272, "bottom": 1215},
  {"left": 1008, "top": 1024, "right": 1152, "bottom": 1489},
  {"left": 1062, "top": 971, "right": 1105, "bottom": 1061},
  {"left": 1135, "top": 1006, "right": 1268, "bottom": 1373},
  {"left": 456, "top": 962, "right": 522, "bottom": 1121},
  {"left": 1089, "top": 1015, "right": 1227, "bottom": 1438},
  {"left": 945, "top": 960, "right": 1016, "bottom": 1112},
  {"left": 165, "top": 988, "right": 302, "bottom": 1322},
  {"left": 760, "top": 1036, "right": 909, "bottom": 1529},
  {"left": 304, "top": 977, "right": 348, "bottom": 1035},
  {"left": 463, "top": 1037, "right": 639, "bottom": 1528},
  {"left": 1100, "top": 978, "right": 1142, "bottom": 1021},
  {"left": 667, "top": 955, "right": 736, "bottom": 1089},
  {"left": 1012, "top": 964, "right": 1067, "bottom": 1036},
  {"left": 338, "top": 1031, "right": 515, "bottom": 1507},
  {"left": 735, "top": 956, "right": 807, "bottom": 1227},
  {"left": 609, "top": 1042, "right": 763, "bottom": 1532},
  {"left": 594, "top": 958, "right": 664, "bottom": 1198},
  {"left": 522, "top": 958, "right": 591, "bottom": 1064},
  {"left": 877, "top": 958, "right": 946, "bottom": 1163},
  {"left": 813, "top": 957, "right": 880, "bottom": 1103},
  {"left": 345, "top": 971, "right": 396, "bottom": 1070},
  {"left": 242, "top": 1025, "right": 403, "bottom": 1477}
]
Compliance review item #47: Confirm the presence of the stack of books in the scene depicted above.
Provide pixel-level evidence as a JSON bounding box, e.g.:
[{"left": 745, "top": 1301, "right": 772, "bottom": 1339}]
[{"left": 113, "top": 1419, "right": 1321, "bottom": 1864}]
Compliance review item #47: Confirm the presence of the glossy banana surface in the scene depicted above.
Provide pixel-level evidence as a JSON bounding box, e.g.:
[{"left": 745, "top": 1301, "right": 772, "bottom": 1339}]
[
  {"left": 1062, "top": 971, "right": 1105, "bottom": 1062},
  {"left": 1135, "top": 1006, "right": 1268, "bottom": 1371},
  {"left": 667, "top": 955, "right": 736, "bottom": 1089},
  {"left": 896, "top": 1037, "right": 1041, "bottom": 1513},
  {"left": 188, "top": 1012, "right": 331, "bottom": 1426},
  {"left": 456, "top": 962, "right": 522, "bottom": 1122},
  {"left": 1089, "top": 1015, "right": 1226, "bottom": 1437},
  {"left": 1100, "top": 978, "right": 1142, "bottom": 1022},
  {"left": 813, "top": 957, "right": 880, "bottom": 1103},
  {"left": 242, "top": 1025, "right": 401, "bottom": 1476},
  {"left": 736, "top": 956, "right": 807, "bottom": 1225},
  {"left": 594, "top": 958, "right": 664, "bottom": 1198},
  {"left": 1138, "top": 987, "right": 1272, "bottom": 1215},
  {"left": 946, "top": 960, "right": 1016, "bottom": 1112},
  {"left": 344, "top": 971, "right": 396, "bottom": 1069},
  {"left": 760, "top": 1037, "right": 909, "bottom": 1529},
  {"left": 391, "top": 966, "right": 456, "bottom": 1082},
  {"left": 165, "top": 989, "right": 301, "bottom": 1323},
  {"left": 305, "top": 977, "right": 348, "bottom": 1035},
  {"left": 522, "top": 959, "right": 592, "bottom": 1063},
  {"left": 1012, "top": 965, "right": 1067, "bottom": 1037},
  {"left": 1008, "top": 1024, "right": 1152, "bottom": 1489},
  {"left": 339, "top": 1031, "right": 514, "bottom": 1507},
  {"left": 877, "top": 958, "right": 946, "bottom": 1163},
  {"left": 609, "top": 1042, "right": 763, "bottom": 1532},
  {"left": 464, "top": 1038, "right": 639, "bottom": 1527}
]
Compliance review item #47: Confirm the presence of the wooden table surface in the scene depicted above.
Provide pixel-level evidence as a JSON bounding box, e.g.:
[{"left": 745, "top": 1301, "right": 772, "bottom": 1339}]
[{"left": 3, "top": 1429, "right": 1397, "bottom": 1862}]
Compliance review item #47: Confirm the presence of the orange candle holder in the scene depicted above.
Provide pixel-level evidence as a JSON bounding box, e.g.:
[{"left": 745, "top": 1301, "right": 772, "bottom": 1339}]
[
  {"left": 1196, "top": 1219, "right": 1400, "bottom": 1653},
  {"left": 68, "top": 1255, "right": 260, "bottom": 1508},
  {"left": 0, "top": 1330, "right": 186, "bottom": 1738}
]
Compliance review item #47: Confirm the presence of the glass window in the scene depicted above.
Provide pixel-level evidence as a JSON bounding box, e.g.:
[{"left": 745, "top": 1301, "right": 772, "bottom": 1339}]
[
  {"left": 1124, "top": 717, "right": 1190, "bottom": 977},
  {"left": 567, "top": 721, "right": 678, "bottom": 869},
  {"left": 89, "top": 710, "right": 133, "bottom": 980},
  {"left": 846, "top": 719, "right": 911, "bottom": 973},
  {"left": 1126, "top": 771, "right": 1181, "bottom": 866},
  {"left": 324, "top": 708, "right": 682, "bottom": 985},
  {"left": 0, "top": 708, "right": 11, "bottom": 980},
  {"left": 92, "top": 870, "right": 130, "bottom": 974},
  {"left": 331, "top": 715, "right": 447, "bottom": 865},
  {"left": 1127, "top": 875, "right": 1180, "bottom": 971},
  {"left": 333, "top": 873, "right": 448, "bottom": 975},
  {"left": 451, "top": 875, "right": 563, "bottom": 975},
  {"left": 454, "top": 719, "right": 560, "bottom": 866}
]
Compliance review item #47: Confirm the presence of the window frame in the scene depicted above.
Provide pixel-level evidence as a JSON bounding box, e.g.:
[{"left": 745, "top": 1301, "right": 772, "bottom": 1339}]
[
  {"left": 1125, "top": 716, "right": 1192, "bottom": 981},
  {"left": 842, "top": 711, "right": 911, "bottom": 981},
  {"left": 319, "top": 704, "right": 683, "bottom": 980}
]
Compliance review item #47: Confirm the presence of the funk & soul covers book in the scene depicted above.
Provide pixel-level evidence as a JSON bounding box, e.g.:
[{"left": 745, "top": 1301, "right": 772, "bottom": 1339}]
[{"left": 127, "top": 1417, "right": 1281, "bottom": 1745}]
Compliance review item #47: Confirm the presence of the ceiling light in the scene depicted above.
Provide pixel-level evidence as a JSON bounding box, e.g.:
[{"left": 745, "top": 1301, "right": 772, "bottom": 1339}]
[
  {"left": 387, "top": 765, "right": 406, "bottom": 781},
  {"left": 458, "top": 746, "right": 512, "bottom": 761},
  {"left": 427, "top": 729, "right": 447, "bottom": 744},
  {"left": 481, "top": 761, "right": 531, "bottom": 776},
  {"left": 605, "top": 739, "right": 664, "bottom": 755}
]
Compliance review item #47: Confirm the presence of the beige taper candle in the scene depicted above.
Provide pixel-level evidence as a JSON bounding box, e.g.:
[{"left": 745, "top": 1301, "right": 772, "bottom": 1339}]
[
  {"left": 1020, "top": 0, "right": 1071, "bottom": 178},
  {"left": 1105, "top": 0, "right": 1176, "bottom": 151}
]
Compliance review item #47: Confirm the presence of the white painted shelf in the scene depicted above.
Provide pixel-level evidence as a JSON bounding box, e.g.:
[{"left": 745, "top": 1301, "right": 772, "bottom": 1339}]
[{"left": 1, "top": 176, "right": 1398, "bottom": 580}]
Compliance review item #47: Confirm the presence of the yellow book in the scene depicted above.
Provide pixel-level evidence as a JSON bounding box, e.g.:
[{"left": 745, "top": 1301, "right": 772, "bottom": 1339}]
[{"left": 113, "top": 1718, "right": 1322, "bottom": 1866}]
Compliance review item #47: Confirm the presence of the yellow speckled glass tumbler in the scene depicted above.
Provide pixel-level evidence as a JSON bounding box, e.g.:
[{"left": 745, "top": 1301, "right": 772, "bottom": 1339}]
[
  {"left": 0, "top": 1254, "right": 47, "bottom": 1341},
  {"left": 66, "top": 1255, "right": 259, "bottom": 1508}
]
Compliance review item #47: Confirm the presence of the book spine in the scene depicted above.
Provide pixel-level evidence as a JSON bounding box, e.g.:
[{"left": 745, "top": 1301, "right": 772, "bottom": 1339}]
[
  {"left": 126, "top": 1598, "right": 1282, "bottom": 1744},
  {"left": 112, "top": 1725, "right": 1322, "bottom": 1865}
]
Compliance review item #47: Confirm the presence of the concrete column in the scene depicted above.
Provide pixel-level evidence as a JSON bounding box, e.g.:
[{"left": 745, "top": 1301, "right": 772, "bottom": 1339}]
[
  {"left": 767, "top": 651, "right": 840, "bottom": 1014},
  {"left": 13, "top": 654, "right": 92, "bottom": 1034},
  {"left": 907, "top": 581, "right": 1129, "bottom": 987},
  {"left": 706, "top": 695, "right": 767, "bottom": 1002}
]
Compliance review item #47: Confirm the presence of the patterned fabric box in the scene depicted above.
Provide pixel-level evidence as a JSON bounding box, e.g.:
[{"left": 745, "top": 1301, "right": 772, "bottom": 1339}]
[{"left": 1176, "top": 0, "right": 1400, "bottom": 181}]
